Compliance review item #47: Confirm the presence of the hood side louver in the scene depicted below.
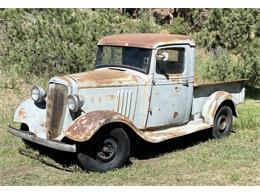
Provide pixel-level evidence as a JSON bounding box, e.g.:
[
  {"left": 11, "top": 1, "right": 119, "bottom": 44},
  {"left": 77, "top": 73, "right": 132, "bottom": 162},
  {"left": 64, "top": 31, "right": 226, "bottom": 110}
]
[{"left": 115, "top": 89, "right": 133, "bottom": 119}]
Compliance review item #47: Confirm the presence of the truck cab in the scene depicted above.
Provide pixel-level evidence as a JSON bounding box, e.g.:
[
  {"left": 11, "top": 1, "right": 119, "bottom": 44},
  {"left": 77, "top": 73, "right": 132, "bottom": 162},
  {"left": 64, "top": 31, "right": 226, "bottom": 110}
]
[{"left": 8, "top": 33, "right": 246, "bottom": 172}]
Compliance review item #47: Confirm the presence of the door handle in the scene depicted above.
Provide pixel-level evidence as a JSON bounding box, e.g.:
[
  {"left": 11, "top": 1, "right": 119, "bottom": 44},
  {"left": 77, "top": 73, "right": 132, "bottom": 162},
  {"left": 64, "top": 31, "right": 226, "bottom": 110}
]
[{"left": 183, "top": 80, "right": 189, "bottom": 87}]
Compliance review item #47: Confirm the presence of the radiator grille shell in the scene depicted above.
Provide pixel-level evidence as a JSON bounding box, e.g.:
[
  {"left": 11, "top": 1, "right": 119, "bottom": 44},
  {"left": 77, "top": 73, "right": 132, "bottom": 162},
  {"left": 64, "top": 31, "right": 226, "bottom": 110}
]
[{"left": 46, "top": 83, "right": 68, "bottom": 139}]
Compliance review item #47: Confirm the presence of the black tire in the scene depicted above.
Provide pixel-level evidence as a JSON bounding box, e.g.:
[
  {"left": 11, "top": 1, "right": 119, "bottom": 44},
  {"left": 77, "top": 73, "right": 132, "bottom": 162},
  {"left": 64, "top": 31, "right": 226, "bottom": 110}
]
[
  {"left": 212, "top": 106, "right": 233, "bottom": 138},
  {"left": 77, "top": 128, "right": 130, "bottom": 172}
]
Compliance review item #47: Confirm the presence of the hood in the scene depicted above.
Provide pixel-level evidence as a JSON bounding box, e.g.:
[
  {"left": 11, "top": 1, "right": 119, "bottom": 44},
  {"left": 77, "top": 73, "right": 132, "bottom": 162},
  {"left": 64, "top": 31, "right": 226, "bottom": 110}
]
[{"left": 62, "top": 68, "right": 143, "bottom": 89}]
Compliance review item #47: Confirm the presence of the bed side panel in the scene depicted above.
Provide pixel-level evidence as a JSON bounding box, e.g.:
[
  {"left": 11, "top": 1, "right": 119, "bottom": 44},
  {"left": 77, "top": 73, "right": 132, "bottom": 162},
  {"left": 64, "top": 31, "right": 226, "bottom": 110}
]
[{"left": 192, "top": 80, "right": 246, "bottom": 120}]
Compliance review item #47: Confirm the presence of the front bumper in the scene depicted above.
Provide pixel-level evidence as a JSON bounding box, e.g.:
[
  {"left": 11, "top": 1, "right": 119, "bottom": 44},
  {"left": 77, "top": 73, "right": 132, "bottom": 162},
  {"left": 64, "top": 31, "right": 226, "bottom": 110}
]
[{"left": 8, "top": 125, "right": 76, "bottom": 153}]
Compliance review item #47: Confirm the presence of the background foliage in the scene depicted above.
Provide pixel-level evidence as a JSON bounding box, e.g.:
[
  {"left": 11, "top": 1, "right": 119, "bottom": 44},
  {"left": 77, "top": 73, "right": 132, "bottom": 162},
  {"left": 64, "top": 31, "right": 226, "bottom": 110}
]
[
  {"left": 0, "top": 8, "right": 259, "bottom": 85},
  {"left": 0, "top": 9, "right": 161, "bottom": 80},
  {"left": 0, "top": 9, "right": 259, "bottom": 185}
]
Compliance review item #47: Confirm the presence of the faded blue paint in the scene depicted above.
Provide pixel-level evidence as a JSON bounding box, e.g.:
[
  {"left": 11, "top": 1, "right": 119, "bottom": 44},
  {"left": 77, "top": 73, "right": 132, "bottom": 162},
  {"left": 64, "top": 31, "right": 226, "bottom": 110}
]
[
  {"left": 12, "top": 37, "right": 246, "bottom": 145},
  {"left": 146, "top": 45, "right": 195, "bottom": 127},
  {"left": 14, "top": 98, "right": 47, "bottom": 139}
]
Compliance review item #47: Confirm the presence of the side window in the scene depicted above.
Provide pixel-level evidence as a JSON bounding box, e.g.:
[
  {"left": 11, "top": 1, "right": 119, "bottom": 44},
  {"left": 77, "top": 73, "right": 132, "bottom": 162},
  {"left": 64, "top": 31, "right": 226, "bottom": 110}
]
[{"left": 156, "top": 48, "right": 185, "bottom": 75}]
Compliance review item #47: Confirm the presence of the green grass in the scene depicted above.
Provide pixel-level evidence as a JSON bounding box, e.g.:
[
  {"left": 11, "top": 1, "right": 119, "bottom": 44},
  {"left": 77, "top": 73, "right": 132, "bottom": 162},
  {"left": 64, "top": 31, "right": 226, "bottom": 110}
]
[{"left": 0, "top": 71, "right": 259, "bottom": 185}]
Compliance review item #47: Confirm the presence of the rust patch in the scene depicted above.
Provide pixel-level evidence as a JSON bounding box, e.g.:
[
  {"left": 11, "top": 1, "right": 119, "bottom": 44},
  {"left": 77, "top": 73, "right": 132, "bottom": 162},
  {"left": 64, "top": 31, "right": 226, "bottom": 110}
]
[
  {"left": 66, "top": 111, "right": 120, "bottom": 141},
  {"left": 194, "top": 78, "right": 248, "bottom": 88},
  {"left": 174, "top": 86, "right": 181, "bottom": 93},
  {"left": 216, "top": 91, "right": 229, "bottom": 97},
  {"left": 66, "top": 110, "right": 138, "bottom": 142},
  {"left": 203, "top": 91, "right": 233, "bottom": 124},
  {"left": 68, "top": 69, "right": 141, "bottom": 88},
  {"left": 98, "top": 33, "right": 194, "bottom": 49},
  {"left": 211, "top": 91, "right": 232, "bottom": 117},
  {"left": 209, "top": 100, "right": 217, "bottom": 118},
  {"left": 59, "top": 75, "right": 72, "bottom": 84},
  {"left": 18, "top": 108, "right": 27, "bottom": 119},
  {"left": 46, "top": 84, "right": 68, "bottom": 140},
  {"left": 143, "top": 122, "right": 212, "bottom": 143},
  {"left": 40, "top": 122, "right": 47, "bottom": 129},
  {"left": 108, "top": 94, "right": 117, "bottom": 101},
  {"left": 98, "top": 97, "right": 102, "bottom": 104},
  {"left": 173, "top": 112, "right": 178, "bottom": 119}
]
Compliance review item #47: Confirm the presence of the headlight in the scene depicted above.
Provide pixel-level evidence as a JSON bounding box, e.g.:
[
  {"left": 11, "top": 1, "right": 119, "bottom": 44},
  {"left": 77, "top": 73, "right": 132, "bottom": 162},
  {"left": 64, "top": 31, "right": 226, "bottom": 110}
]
[
  {"left": 67, "top": 94, "right": 84, "bottom": 112},
  {"left": 31, "top": 86, "right": 47, "bottom": 103}
]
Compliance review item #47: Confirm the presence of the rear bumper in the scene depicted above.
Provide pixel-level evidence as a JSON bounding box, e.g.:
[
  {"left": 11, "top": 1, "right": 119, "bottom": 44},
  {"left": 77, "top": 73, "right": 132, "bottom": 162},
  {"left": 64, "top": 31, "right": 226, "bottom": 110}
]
[{"left": 8, "top": 125, "right": 76, "bottom": 153}]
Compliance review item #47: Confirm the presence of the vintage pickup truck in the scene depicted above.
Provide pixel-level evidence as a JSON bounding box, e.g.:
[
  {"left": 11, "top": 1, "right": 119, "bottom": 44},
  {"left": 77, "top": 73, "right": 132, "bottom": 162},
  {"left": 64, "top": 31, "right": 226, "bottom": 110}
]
[{"left": 8, "top": 33, "right": 246, "bottom": 172}]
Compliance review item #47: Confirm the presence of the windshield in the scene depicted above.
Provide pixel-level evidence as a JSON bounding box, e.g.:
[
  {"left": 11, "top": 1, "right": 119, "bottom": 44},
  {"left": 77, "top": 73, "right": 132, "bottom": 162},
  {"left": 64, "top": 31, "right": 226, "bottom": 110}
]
[{"left": 96, "top": 46, "right": 152, "bottom": 74}]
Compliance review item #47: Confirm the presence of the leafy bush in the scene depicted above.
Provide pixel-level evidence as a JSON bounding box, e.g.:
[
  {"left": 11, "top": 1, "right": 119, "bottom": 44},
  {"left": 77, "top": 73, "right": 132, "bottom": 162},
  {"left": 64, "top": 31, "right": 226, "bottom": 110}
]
[
  {"left": 198, "top": 39, "right": 260, "bottom": 85},
  {"left": 0, "top": 8, "right": 259, "bottom": 86},
  {"left": 196, "top": 48, "right": 244, "bottom": 82},
  {"left": 132, "top": 10, "right": 161, "bottom": 33},
  {"left": 240, "top": 38, "right": 260, "bottom": 85},
  {"left": 167, "top": 16, "right": 190, "bottom": 34},
  {"left": 195, "top": 9, "right": 259, "bottom": 51},
  {"left": 194, "top": 9, "right": 260, "bottom": 84},
  {"left": 0, "top": 9, "right": 160, "bottom": 81}
]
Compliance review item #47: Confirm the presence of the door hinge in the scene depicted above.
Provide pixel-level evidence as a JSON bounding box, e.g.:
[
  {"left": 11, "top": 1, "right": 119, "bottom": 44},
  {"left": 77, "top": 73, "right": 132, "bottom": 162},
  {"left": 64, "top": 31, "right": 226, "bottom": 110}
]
[
  {"left": 183, "top": 80, "right": 189, "bottom": 87},
  {"left": 148, "top": 108, "right": 153, "bottom": 115},
  {"left": 152, "top": 80, "right": 156, "bottom": 85}
]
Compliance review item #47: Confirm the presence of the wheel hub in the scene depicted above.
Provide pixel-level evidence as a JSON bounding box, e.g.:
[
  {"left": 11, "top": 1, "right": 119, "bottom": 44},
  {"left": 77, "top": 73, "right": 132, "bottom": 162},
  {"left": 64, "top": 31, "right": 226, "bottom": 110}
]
[
  {"left": 97, "top": 138, "right": 117, "bottom": 162},
  {"left": 217, "top": 115, "right": 227, "bottom": 133}
]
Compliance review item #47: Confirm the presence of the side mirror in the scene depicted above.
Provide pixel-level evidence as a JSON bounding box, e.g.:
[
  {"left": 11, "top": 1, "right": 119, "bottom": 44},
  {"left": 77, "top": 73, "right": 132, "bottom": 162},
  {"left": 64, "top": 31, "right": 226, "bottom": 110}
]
[{"left": 156, "top": 52, "right": 169, "bottom": 61}]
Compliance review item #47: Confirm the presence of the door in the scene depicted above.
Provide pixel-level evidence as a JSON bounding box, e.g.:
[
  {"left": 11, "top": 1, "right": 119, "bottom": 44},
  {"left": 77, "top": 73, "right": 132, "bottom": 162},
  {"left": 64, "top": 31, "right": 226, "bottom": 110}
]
[{"left": 146, "top": 45, "right": 194, "bottom": 128}]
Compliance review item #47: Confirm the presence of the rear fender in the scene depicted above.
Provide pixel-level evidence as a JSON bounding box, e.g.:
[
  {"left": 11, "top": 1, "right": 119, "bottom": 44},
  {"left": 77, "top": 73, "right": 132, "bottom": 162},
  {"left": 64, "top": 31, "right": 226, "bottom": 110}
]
[
  {"left": 65, "top": 110, "right": 140, "bottom": 142},
  {"left": 202, "top": 91, "right": 237, "bottom": 125}
]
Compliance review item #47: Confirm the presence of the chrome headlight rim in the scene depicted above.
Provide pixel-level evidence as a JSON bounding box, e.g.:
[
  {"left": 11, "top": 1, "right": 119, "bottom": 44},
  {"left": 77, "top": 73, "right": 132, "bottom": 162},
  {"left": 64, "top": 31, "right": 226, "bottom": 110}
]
[
  {"left": 67, "top": 94, "right": 84, "bottom": 112},
  {"left": 31, "top": 86, "right": 47, "bottom": 103}
]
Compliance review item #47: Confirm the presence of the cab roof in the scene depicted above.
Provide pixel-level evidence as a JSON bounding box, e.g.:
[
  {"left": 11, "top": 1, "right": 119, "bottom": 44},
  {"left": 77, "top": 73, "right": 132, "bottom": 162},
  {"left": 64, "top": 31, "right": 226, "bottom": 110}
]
[{"left": 98, "top": 33, "right": 195, "bottom": 49}]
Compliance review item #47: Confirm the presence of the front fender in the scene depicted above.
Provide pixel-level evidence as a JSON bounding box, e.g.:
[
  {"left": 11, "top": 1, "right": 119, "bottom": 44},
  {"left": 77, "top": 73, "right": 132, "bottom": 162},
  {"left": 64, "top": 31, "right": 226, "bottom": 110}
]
[
  {"left": 14, "top": 98, "right": 47, "bottom": 139},
  {"left": 65, "top": 110, "right": 138, "bottom": 142},
  {"left": 202, "top": 91, "right": 237, "bottom": 125}
]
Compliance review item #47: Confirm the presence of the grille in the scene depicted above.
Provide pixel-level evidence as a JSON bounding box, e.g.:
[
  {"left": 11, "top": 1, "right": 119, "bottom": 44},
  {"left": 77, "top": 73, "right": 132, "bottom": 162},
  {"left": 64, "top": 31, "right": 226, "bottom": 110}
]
[{"left": 46, "top": 83, "right": 68, "bottom": 139}]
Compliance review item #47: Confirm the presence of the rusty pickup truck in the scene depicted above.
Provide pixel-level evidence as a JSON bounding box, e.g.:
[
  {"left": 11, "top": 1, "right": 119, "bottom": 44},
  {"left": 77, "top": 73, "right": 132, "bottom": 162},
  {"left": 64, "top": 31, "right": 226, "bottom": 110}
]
[{"left": 8, "top": 33, "right": 246, "bottom": 172}]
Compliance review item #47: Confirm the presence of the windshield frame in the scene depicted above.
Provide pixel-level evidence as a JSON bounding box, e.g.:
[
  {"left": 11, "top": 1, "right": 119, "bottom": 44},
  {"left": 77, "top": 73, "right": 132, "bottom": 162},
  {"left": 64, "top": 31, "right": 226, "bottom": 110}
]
[{"left": 95, "top": 45, "right": 152, "bottom": 74}]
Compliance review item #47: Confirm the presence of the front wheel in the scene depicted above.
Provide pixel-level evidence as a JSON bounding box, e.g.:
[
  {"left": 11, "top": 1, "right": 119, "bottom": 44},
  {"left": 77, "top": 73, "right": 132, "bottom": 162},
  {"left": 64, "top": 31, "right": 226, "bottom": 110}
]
[
  {"left": 77, "top": 128, "right": 130, "bottom": 172},
  {"left": 212, "top": 106, "right": 233, "bottom": 138}
]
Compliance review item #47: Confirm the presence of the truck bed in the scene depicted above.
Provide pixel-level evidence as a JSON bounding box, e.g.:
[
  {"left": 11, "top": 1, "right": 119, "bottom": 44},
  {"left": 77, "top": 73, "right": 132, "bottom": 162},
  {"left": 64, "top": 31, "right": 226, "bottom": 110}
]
[{"left": 191, "top": 79, "right": 247, "bottom": 120}]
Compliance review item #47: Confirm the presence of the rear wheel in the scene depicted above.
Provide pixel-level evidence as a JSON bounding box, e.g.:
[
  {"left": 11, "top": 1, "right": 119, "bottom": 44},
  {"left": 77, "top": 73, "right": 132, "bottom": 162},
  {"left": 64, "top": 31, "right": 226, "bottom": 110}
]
[
  {"left": 212, "top": 106, "right": 233, "bottom": 138},
  {"left": 77, "top": 127, "right": 130, "bottom": 172}
]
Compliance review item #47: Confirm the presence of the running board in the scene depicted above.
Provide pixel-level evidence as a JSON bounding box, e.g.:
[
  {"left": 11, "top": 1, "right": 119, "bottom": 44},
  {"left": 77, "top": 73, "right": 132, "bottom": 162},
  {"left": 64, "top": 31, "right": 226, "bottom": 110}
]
[{"left": 142, "top": 119, "right": 212, "bottom": 143}]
